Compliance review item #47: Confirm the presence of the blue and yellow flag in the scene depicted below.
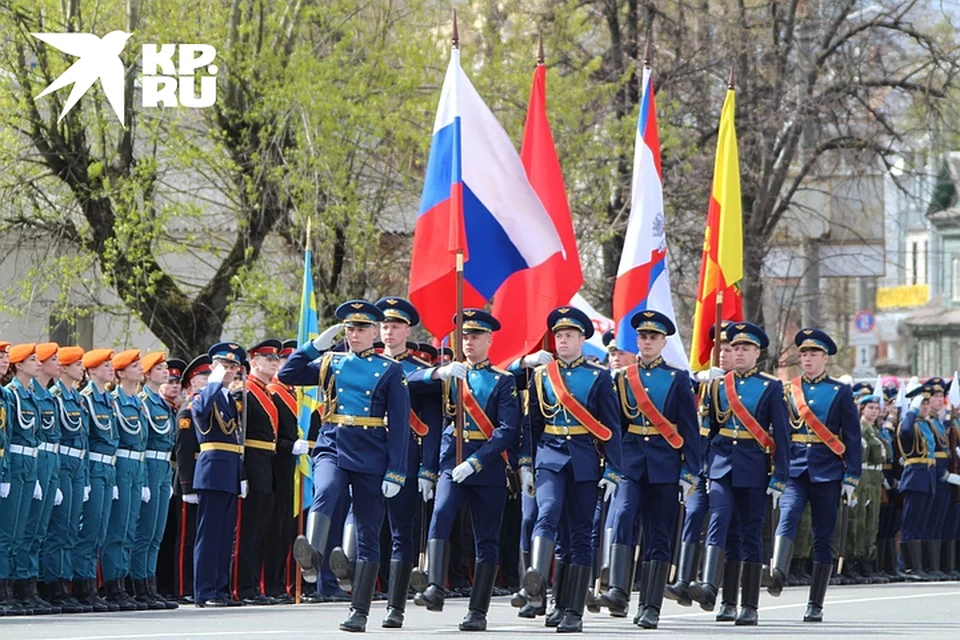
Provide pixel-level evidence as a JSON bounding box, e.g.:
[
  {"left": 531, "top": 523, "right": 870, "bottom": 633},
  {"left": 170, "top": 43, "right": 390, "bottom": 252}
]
[{"left": 293, "top": 244, "right": 319, "bottom": 515}]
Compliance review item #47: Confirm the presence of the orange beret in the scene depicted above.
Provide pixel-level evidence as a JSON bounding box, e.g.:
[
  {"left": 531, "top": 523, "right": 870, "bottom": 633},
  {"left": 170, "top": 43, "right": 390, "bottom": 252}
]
[
  {"left": 82, "top": 348, "right": 114, "bottom": 369},
  {"left": 36, "top": 342, "right": 60, "bottom": 363},
  {"left": 141, "top": 352, "right": 166, "bottom": 373},
  {"left": 112, "top": 349, "right": 141, "bottom": 371},
  {"left": 0, "top": 341, "right": 10, "bottom": 354},
  {"left": 58, "top": 346, "right": 85, "bottom": 366},
  {"left": 9, "top": 343, "right": 37, "bottom": 364}
]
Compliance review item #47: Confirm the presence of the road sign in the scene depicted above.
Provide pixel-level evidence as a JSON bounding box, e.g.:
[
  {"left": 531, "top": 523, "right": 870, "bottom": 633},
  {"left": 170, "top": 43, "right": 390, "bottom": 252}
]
[{"left": 850, "top": 309, "right": 878, "bottom": 346}]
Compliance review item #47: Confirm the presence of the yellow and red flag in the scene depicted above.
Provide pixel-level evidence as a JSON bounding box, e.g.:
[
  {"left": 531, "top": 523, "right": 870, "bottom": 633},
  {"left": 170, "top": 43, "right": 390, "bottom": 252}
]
[{"left": 690, "top": 88, "right": 743, "bottom": 371}]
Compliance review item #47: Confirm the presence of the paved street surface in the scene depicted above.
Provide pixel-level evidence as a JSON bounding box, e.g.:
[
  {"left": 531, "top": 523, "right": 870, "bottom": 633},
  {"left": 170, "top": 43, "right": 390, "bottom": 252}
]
[{"left": 1, "top": 583, "right": 957, "bottom": 639}]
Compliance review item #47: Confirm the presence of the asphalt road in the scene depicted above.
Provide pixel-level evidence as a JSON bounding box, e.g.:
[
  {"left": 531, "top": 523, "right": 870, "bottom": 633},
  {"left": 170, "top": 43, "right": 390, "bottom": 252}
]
[{"left": 1, "top": 583, "right": 957, "bottom": 639}]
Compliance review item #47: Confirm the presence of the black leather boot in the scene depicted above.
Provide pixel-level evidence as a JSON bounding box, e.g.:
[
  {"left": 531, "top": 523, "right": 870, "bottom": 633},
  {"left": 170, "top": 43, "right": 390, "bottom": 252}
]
[
  {"left": 688, "top": 545, "right": 724, "bottom": 611},
  {"left": 596, "top": 543, "right": 631, "bottom": 617},
  {"left": 413, "top": 539, "right": 448, "bottom": 612},
  {"left": 119, "top": 578, "right": 147, "bottom": 611},
  {"left": 89, "top": 579, "right": 118, "bottom": 612},
  {"left": 330, "top": 521, "right": 357, "bottom": 592},
  {"left": 512, "top": 551, "right": 531, "bottom": 610},
  {"left": 73, "top": 579, "right": 106, "bottom": 612},
  {"left": 735, "top": 562, "right": 761, "bottom": 626},
  {"left": 149, "top": 576, "right": 179, "bottom": 610},
  {"left": 557, "top": 564, "right": 591, "bottom": 633},
  {"left": 544, "top": 560, "right": 567, "bottom": 627},
  {"left": 637, "top": 560, "right": 670, "bottom": 629},
  {"left": 459, "top": 562, "right": 497, "bottom": 631},
  {"left": 928, "top": 540, "right": 947, "bottom": 580},
  {"left": 901, "top": 541, "right": 930, "bottom": 581},
  {"left": 292, "top": 511, "right": 331, "bottom": 585},
  {"left": 767, "top": 536, "right": 792, "bottom": 596},
  {"left": 716, "top": 559, "right": 741, "bottom": 621},
  {"left": 49, "top": 579, "right": 84, "bottom": 614},
  {"left": 382, "top": 560, "right": 413, "bottom": 628},
  {"left": 18, "top": 578, "right": 53, "bottom": 615},
  {"left": 632, "top": 561, "right": 651, "bottom": 625},
  {"left": 0, "top": 578, "right": 29, "bottom": 616},
  {"left": 944, "top": 538, "right": 960, "bottom": 579},
  {"left": 340, "top": 560, "right": 379, "bottom": 632},
  {"left": 664, "top": 541, "right": 697, "bottom": 607},
  {"left": 803, "top": 561, "right": 831, "bottom": 622},
  {"left": 521, "top": 536, "right": 555, "bottom": 608},
  {"left": 133, "top": 578, "right": 165, "bottom": 610}
]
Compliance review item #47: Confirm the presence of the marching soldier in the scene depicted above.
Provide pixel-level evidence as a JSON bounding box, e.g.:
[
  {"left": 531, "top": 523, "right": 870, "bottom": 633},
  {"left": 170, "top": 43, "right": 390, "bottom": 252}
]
[
  {"left": 603, "top": 310, "right": 700, "bottom": 630},
  {"left": 233, "top": 339, "right": 283, "bottom": 605},
  {"left": 409, "top": 309, "right": 529, "bottom": 631},
  {"left": 278, "top": 300, "right": 411, "bottom": 632},
  {"left": 40, "top": 346, "right": 88, "bottom": 613},
  {"left": 131, "top": 352, "right": 179, "bottom": 609},
  {"left": 368, "top": 297, "right": 442, "bottom": 628},
  {"left": 103, "top": 350, "right": 148, "bottom": 611},
  {"left": 687, "top": 322, "right": 789, "bottom": 625},
  {"left": 767, "top": 329, "right": 861, "bottom": 623},
  {"left": 192, "top": 343, "right": 248, "bottom": 607},
  {"left": 173, "top": 355, "right": 211, "bottom": 603},
  {"left": 523, "top": 306, "right": 623, "bottom": 633}
]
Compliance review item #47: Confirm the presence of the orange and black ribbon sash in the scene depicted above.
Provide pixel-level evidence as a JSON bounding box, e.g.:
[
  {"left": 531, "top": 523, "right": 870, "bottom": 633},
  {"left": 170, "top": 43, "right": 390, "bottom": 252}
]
[
  {"left": 544, "top": 361, "right": 612, "bottom": 442},
  {"left": 722, "top": 371, "right": 775, "bottom": 453},
  {"left": 623, "top": 366, "right": 683, "bottom": 449},
  {"left": 790, "top": 377, "right": 846, "bottom": 457}
]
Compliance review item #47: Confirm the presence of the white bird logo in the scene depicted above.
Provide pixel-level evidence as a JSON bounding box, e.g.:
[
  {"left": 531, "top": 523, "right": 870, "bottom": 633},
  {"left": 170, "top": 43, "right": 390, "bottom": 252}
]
[{"left": 32, "top": 31, "right": 132, "bottom": 126}]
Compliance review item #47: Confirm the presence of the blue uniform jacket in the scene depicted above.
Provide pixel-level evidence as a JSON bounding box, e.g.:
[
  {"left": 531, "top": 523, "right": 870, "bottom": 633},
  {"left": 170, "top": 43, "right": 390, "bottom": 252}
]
[
  {"left": 140, "top": 387, "right": 176, "bottom": 453},
  {"left": 7, "top": 378, "right": 40, "bottom": 448},
  {"left": 393, "top": 351, "right": 443, "bottom": 483},
  {"left": 786, "top": 375, "right": 861, "bottom": 483},
  {"left": 528, "top": 357, "right": 622, "bottom": 483},
  {"left": 613, "top": 358, "right": 700, "bottom": 485},
  {"left": 278, "top": 344, "right": 410, "bottom": 484},
  {"left": 81, "top": 382, "right": 119, "bottom": 456},
  {"left": 897, "top": 408, "right": 936, "bottom": 494},
  {"left": 706, "top": 369, "right": 790, "bottom": 488},
  {"left": 929, "top": 415, "right": 952, "bottom": 483},
  {"left": 32, "top": 380, "right": 59, "bottom": 447},
  {"left": 191, "top": 382, "right": 244, "bottom": 494}
]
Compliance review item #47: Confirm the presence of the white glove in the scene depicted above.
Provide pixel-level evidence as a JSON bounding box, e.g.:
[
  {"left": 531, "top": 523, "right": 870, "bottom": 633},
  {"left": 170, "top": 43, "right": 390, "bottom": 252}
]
[
  {"left": 240, "top": 480, "right": 249, "bottom": 499},
  {"left": 598, "top": 477, "right": 617, "bottom": 502},
  {"left": 451, "top": 460, "right": 476, "bottom": 483},
  {"left": 418, "top": 477, "right": 435, "bottom": 502},
  {"left": 83, "top": 486, "right": 91, "bottom": 503},
  {"left": 955, "top": 446, "right": 960, "bottom": 460},
  {"left": 842, "top": 482, "right": 857, "bottom": 507},
  {"left": 523, "top": 350, "right": 554, "bottom": 368},
  {"left": 312, "top": 324, "right": 344, "bottom": 352},
  {"left": 291, "top": 439, "right": 310, "bottom": 456},
  {"left": 33, "top": 481, "right": 43, "bottom": 501},
  {"left": 946, "top": 473, "right": 960, "bottom": 486},
  {"left": 436, "top": 361, "right": 467, "bottom": 381},
  {"left": 182, "top": 493, "right": 200, "bottom": 505},
  {"left": 679, "top": 476, "right": 696, "bottom": 498},
  {"left": 112, "top": 486, "right": 119, "bottom": 501},
  {"left": 141, "top": 487, "right": 151, "bottom": 503},
  {"left": 709, "top": 367, "right": 725, "bottom": 380},
  {"left": 169, "top": 486, "right": 174, "bottom": 499},
  {"left": 766, "top": 486, "right": 783, "bottom": 510},
  {"left": 54, "top": 488, "right": 64, "bottom": 506},
  {"left": 208, "top": 362, "right": 226, "bottom": 384},
  {"left": 0, "top": 482, "right": 11, "bottom": 499},
  {"left": 910, "top": 394, "right": 924, "bottom": 411},
  {"left": 381, "top": 480, "right": 401, "bottom": 498},
  {"left": 882, "top": 478, "right": 891, "bottom": 490},
  {"left": 520, "top": 467, "right": 536, "bottom": 497}
]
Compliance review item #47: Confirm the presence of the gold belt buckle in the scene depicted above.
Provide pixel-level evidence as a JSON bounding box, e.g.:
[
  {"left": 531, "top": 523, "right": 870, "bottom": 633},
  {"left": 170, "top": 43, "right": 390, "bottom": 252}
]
[{"left": 343, "top": 415, "right": 355, "bottom": 426}]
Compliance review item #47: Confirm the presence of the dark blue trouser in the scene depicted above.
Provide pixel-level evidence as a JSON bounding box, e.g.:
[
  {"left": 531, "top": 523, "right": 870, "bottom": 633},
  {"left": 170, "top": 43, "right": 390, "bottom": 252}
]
[
  {"left": 900, "top": 490, "right": 931, "bottom": 542},
  {"left": 194, "top": 489, "right": 237, "bottom": 602},
  {"left": 429, "top": 472, "right": 507, "bottom": 564},
  {"left": 41, "top": 454, "right": 85, "bottom": 581},
  {"left": 533, "top": 466, "right": 599, "bottom": 567},
  {"left": 706, "top": 476, "right": 765, "bottom": 562},
  {"left": 520, "top": 492, "right": 538, "bottom": 554},
  {"left": 311, "top": 457, "right": 384, "bottom": 562},
  {"left": 923, "top": 482, "right": 951, "bottom": 540},
  {"left": 681, "top": 476, "right": 708, "bottom": 543},
  {"left": 386, "top": 470, "right": 418, "bottom": 563},
  {"left": 610, "top": 475, "right": 677, "bottom": 562},
  {"left": 775, "top": 472, "right": 841, "bottom": 565}
]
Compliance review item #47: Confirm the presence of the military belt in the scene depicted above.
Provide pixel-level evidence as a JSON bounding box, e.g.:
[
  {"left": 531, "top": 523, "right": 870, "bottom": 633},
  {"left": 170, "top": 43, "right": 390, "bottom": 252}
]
[
  {"left": 544, "top": 425, "right": 589, "bottom": 436},
  {"left": 9, "top": 444, "right": 38, "bottom": 458},
  {"left": 327, "top": 414, "right": 386, "bottom": 428},
  {"left": 144, "top": 450, "right": 170, "bottom": 461},
  {"left": 699, "top": 426, "right": 710, "bottom": 437},
  {"left": 88, "top": 452, "right": 116, "bottom": 465},
  {"left": 245, "top": 439, "right": 277, "bottom": 452},
  {"left": 903, "top": 456, "right": 935, "bottom": 466},
  {"left": 791, "top": 433, "right": 823, "bottom": 444},
  {"left": 200, "top": 442, "right": 244, "bottom": 455},
  {"left": 883, "top": 463, "right": 893, "bottom": 470},
  {"left": 116, "top": 448, "right": 145, "bottom": 462},
  {"left": 627, "top": 424, "right": 664, "bottom": 437},
  {"left": 862, "top": 463, "right": 883, "bottom": 471},
  {"left": 460, "top": 429, "right": 490, "bottom": 442},
  {"left": 934, "top": 451, "right": 949, "bottom": 459},
  {"left": 718, "top": 428, "right": 755, "bottom": 440},
  {"left": 38, "top": 442, "right": 60, "bottom": 454},
  {"left": 60, "top": 446, "right": 86, "bottom": 459}
]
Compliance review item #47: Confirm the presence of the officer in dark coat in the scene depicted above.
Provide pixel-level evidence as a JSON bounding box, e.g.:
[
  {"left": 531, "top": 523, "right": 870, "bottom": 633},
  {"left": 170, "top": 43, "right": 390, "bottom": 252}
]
[
  {"left": 767, "top": 329, "right": 861, "bottom": 623},
  {"left": 897, "top": 382, "right": 938, "bottom": 580},
  {"left": 278, "top": 300, "right": 410, "bottom": 632},
  {"left": 191, "top": 343, "right": 247, "bottom": 607}
]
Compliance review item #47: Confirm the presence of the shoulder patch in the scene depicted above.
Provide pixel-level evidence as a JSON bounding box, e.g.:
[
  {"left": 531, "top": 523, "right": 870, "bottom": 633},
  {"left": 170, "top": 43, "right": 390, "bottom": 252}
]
[
  {"left": 759, "top": 372, "right": 779, "bottom": 381},
  {"left": 179, "top": 417, "right": 192, "bottom": 430},
  {"left": 583, "top": 361, "right": 605, "bottom": 370}
]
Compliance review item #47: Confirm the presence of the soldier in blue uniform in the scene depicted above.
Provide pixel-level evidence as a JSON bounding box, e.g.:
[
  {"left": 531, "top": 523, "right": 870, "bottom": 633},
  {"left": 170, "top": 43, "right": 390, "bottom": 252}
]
[
  {"left": 278, "top": 300, "right": 410, "bottom": 632},
  {"left": 920, "top": 378, "right": 960, "bottom": 579},
  {"left": 897, "top": 382, "right": 939, "bottom": 580},
  {"left": 192, "top": 342, "right": 248, "bottom": 607},
  {"left": 687, "top": 322, "right": 790, "bottom": 625},
  {"left": 41, "top": 346, "right": 89, "bottom": 613},
  {"left": 602, "top": 310, "right": 700, "bottom": 630},
  {"left": 408, "top": 309, "right": 529, "bottom": 631},
  {"left": 131, "top": 352, "right": 179, "bottom": 609},
  {"left": 363, "top": 297, "right": 442, "bottom": 628},
  {"left": 767, "top": 329, "right": 861, "bottom": 622},
  {"left": 523, "top": 306, "right": 623, "bottom": 633}
]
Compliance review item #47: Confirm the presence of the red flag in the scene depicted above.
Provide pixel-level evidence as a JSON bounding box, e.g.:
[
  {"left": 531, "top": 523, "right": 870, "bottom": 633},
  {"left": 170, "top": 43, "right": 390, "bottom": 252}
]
[{"left": 489, "top": 64, "right": 582, "bottom": 367}]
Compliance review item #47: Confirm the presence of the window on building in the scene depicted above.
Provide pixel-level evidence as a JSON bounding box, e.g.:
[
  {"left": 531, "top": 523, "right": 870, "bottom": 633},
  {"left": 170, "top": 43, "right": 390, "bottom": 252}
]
[
  {"left": 906, "top": 233, "right": 928, "bottom": 286},
  {"left": 49, "top": 312, "right": 94, "bottom": 350}
]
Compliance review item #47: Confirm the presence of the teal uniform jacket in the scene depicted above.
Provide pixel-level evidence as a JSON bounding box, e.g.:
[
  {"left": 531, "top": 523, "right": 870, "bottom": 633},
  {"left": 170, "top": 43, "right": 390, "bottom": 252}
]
[
  {"left": 52, "top": 380, "right": 87, "bottom": 456},
  {"left": 81, "top": 382, "right": 120, "bottom": 456},
  {"left": 32, "top": 379, "right": 60, "bottom": 449},
  {"left": 6, "top": 378, "right": 40, "bottom": 449},
  {"left": 140, "top": 386, "right": 176, "bottom": 453}
]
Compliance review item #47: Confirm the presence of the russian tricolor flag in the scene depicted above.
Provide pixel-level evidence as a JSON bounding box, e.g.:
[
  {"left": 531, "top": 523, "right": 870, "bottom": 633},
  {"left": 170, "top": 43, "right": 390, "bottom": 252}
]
[
  {"left": 611, "top": 66, "right": 688, "bottom": 370},
  {"left": 409, "top": 49, "right": 564, "bottom": 338}
]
